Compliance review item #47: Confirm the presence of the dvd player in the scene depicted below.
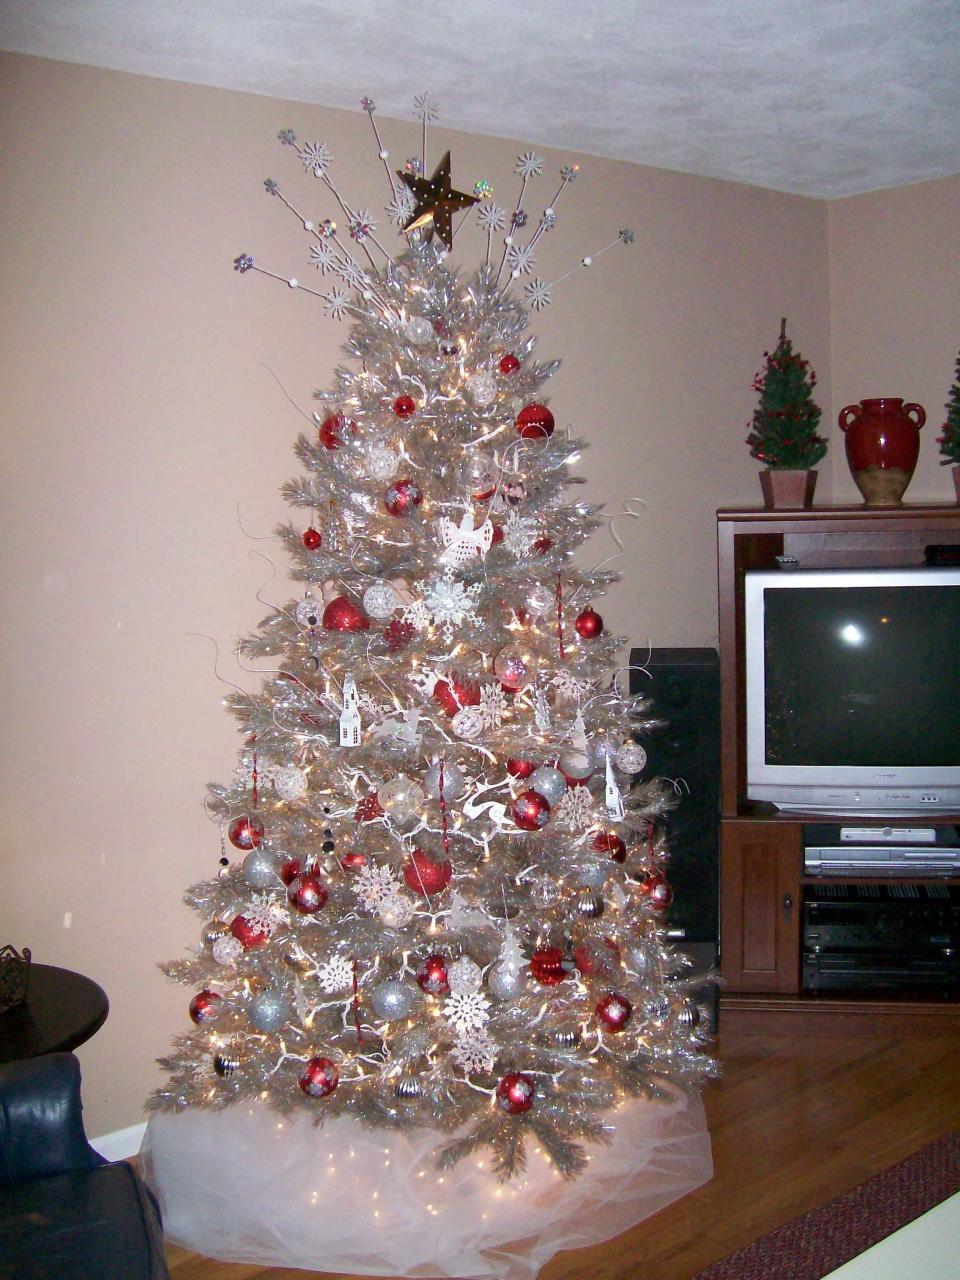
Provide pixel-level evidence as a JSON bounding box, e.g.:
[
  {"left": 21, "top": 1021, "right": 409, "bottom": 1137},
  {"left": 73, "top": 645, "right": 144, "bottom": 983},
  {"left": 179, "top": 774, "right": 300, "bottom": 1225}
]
[{"left": 803, "top": 823, "right": 960, "bottom": 875}]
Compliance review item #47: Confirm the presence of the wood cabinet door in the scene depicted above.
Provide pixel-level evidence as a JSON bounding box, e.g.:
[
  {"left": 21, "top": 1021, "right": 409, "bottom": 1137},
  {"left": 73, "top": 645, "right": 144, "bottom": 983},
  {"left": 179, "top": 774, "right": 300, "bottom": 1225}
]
[{"left": 720, "top": 822, "right": 801, "bottom": 993}]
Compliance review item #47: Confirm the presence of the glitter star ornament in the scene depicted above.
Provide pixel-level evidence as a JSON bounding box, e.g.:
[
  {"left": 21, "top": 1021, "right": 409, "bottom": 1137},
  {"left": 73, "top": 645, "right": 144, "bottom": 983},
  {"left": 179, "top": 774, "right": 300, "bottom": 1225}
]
[{"left": 398, "top": 151, "right": 479, "bottom": 251}]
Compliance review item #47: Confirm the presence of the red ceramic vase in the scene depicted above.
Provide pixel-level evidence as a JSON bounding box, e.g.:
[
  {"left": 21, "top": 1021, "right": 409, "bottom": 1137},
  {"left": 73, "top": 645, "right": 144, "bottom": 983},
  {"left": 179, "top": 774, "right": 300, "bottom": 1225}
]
[{"left": 838, "top": 398, "right": 925, "bottom": 507}]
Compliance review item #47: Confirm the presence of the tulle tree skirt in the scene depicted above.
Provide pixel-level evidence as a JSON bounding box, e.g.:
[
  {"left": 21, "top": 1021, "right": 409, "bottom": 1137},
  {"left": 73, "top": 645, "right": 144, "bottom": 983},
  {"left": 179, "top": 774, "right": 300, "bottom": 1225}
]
[{"left": 141, "top": 1085, "right": 711, "bottom": 1279}]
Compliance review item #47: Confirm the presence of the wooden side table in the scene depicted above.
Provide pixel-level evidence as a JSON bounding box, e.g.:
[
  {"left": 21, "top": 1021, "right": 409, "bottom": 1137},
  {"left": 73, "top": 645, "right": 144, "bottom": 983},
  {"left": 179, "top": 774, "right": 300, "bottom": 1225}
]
[{"left": 0, "top": 964, "right": 109, "bottom": 1062}]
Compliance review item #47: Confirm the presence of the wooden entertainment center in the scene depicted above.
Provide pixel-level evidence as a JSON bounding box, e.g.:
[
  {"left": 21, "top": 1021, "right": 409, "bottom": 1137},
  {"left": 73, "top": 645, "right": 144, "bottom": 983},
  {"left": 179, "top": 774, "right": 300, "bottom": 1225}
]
[{"left": 716, "top": 504, "right": 960, "bottom": 1032}]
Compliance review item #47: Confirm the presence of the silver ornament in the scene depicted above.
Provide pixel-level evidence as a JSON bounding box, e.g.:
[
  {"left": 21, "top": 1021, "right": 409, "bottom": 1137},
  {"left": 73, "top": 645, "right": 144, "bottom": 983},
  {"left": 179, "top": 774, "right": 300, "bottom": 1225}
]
[
  {"left": 465, "top": 370, "right": 498, "bottom": 406},
  {"left": 529, "top": 874, "right": 561, "bottom": 908},
  {"left": 493, "top": 645, "right": 529, "bottom": 690},
  {"left": 213, "top": 1047, "right": 240, "bottom": 1077},
  {"left": 248, "top": 990, "right": 290, "bottom": 1033},
  {"left": 529, "top": 765, "right": 566, "bottom": 805},
  {"left": 393, "top": 1071, "right": 424, "bottom": 1100},
  {"left": 588, "top": 736, "right": 618, "bottom": 770},
  {"left": 457, "top": 453, "right": 498, "bottom": 498},
  {"left": 423, "top": 759, "right": 466, "bottom": 800},
  {"left": 295, "top": 594, "right": 323, "bottom": 629},
  {"left": 273, "top": 765, "right": 308, "bottom": 801},
  {"left": 576, "top": 888, "right": 605, "bottom": 919},
  {"left": 367, "top": 446, "right": 399, "bottom": 481},
  {"left": 242, "top": 849, "right": 278, "bottom": 888},
  {"left": 211, "top": 936, "right": 243, "bottom": 966},
  {"left": 553, "top": 1025, "right": 583, "bottom": 1050},
  {"left": 674, "top": 997, "right": 701, "bottom": 1029},
  {"left": 201, "top": 920, "right": 230, "bottom": 948},
  {"left": 363, "top": 581, "right": 400, "bottom": 619},
  {"left": 626, "top": 942, "right": 657, "bottom": 976},
  {"left": 525, "top": 583, "right": 554, "bottom": 617},
  {"left": 487, "top": 961, "right": 526, "bottom": 1001},
  {"left": 447, "top": 956, "right": 483, "bottom": 994},
  {"left": 577, "top": 863, "right": 609, "bottom": 890},
  {"left": 557, "top": 748, "right": 593, "bottom": 781},
  {"left": 643, "top": 993, "right": 672, "bottom": 1022},
  {"left": 405, "top": 316, "right": 434, "bottom": 345},
  {"left": 370, "top": 979, "right": 414, "bottom": 1021},
  {"left": 377, "top": 893, "right": 416, "bottom": 929},
  {"left": 378, "top": 775, "right": 425, "bottom": 826},
  {"left": 615, "top": 741, "right": 648, "bottom": 773},
  {"left": 451, "top": 706, "right": 485, "bottom": 740}
]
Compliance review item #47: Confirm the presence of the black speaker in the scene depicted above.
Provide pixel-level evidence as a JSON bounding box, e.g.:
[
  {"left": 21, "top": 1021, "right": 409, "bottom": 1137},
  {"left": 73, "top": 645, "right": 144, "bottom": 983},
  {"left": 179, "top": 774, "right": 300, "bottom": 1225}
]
[{"left": 629, "top": 648, "right": 720, "bottom": 946}]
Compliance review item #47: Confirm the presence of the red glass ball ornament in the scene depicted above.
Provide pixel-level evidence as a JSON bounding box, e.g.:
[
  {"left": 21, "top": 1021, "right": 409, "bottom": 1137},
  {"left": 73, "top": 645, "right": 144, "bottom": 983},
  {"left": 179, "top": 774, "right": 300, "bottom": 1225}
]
[
  {"left": 189, "top": 990, "right": 222, "bottom": 1024},
  {"left": 511, "top": 788, "right": 551, "bottom": 831},
  {"left": 575, "top": 606, "right": 603, "bottom": 639},
  {"left": 496, "top": 1072, "right": 536, "bottom": 1115},
  {"left": 596, "top": 992, "right": 633, "bottom": 1032},
  {"left": 533, "top": 535, "right": 553, "bottom": 554},
  {"left": 298, "top": 1055, "right": 339, "bottom": 1098},
  {"left": 228, "top": 815, "right": 264, "bottom": 850},
  {"left": 322, "top": 595, "right": 370, "bottom": 632},
  {"left": 530, "top": 946, "right": 567, "bottom": 985},
  {"left": 403, "top": 848, "right": 452, "bottom": 896},
  {"left": 506, "top": 757, "right": 537, "bottom": 780},
  {"left": 318, "top": 413, "right": 352, "bottom": 451},
  {"left": 415, "top": 953, "right": 450, "bottom": 996},
  {"left": 433, "top": 676, "right": 481, "bottom": 717},
  {"left": 340, "top": 850, "right": 367, "bottom": 873},
  {"left": 287, "top": 873, "right": 329, "bottom": 914},
  {"left": 302, "top": 526, "right": 322, "bottom": 550},
  {"left": 384, "top": 478, "right": 423, "bottom": 517},
  {"left": 516, "top": 403, "right": 555, "bottom": 439},
  {"left": 638, "top": 872, "right": 673, "bottom": 911},
  {"left": 279, "top": 855, "right": 302, "bottom": 886},
  {"left": 491, "top": 524, "right": 504, "bottom": 545},
  {"left": 229, "top": 913, "right": 270, "bottom": 950},
  {"left": 499, "top": 353, "right": 521, "bottom": 375},
  {"left": 393, "top": 394, "right": 417, "bottom": 419},
  {"left": 591, "top": 830, "right": 627, "bottom": 863}
]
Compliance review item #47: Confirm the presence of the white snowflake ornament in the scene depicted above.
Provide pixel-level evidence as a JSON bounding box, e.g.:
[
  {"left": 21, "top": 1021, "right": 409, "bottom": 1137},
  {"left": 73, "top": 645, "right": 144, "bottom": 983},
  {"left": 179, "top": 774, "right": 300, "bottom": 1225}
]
[
  {"left": 423, "top": 576, "right": 482, "bottom": 636},
  {"left": 353, "top": 862, "right": 400, "bottom": 912},
  {"left": 452, "top": 1027, "right": 497, "bottom": 1074},
  {"left": 443, "top": 990, "right": 491, "bottom": 1035},
  {"left": 478, "top": 682, "right": 508, "bottom": 730},
  {"left": 555, "top": 784, "right": 594, "bottom": 831},
  {"left": 502, "top": 511, "right": 538, "bottom": 558},
  {"left": 317, "top": 956, "right": 354, "bottom": 994}
]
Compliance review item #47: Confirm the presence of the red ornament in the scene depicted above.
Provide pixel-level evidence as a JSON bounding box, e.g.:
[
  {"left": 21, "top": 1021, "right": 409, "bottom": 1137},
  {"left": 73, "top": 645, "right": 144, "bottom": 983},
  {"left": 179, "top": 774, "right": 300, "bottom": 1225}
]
[
  {"left": 354, "top": 793, "right": 384, "bottom": 823},
  {"left": 287, "top": 872, "right": 329, "bottom": 914},
  {"left": 383, "top": 619, "right": 416, "bottom": 651},
  {"left": 530, "top": 947, "right": 567, "bottom": 985},
  {"left": 516, "top": 403, "right": 555, "bottom": 439},
  {"left": 491, "top": 524, "right": 504, "bottom": 545},
  {"left": 591, "top": 830, "right": 627, "bottom": 862},
  {"left": 403, "top": 848, "right": 452, "bottom": 896},
  {"left": 638, "top": 872, "right": 673, "bottom": 911},
  {"left": 511, "top": 789, "right": 551, "bottom": 831},
  {"left": 188, "top": 990, "right": 222, "bottom": 1024},
  {"left": 496, "top": 1072, "right": 536, "bottom": 1115},
  {"left": 318, "top": 413, "right": 352, "bottom": 450},
  {"left": 596, "top": 992, "right": 633, "bottom": 1032},
  {"left": 302, "top": 526, "right": 322, "bottom": 550},
  {"left": 279, "top": 855, "right": 302, "bottom": 886},
  {"left": 393, "top": 394, "right": 417, "bottom": 419},
  {"left": 506, "top": 757, "right": 537, "bottom": 780},
  {"left": 298, "top": 1055, "right": 339, "bottom": 1098},
  {"left": 433, "top": 676, "right": 481, "bottom": 717},
  {"left": 533, "top": 535, "right": 553, "bottom": 554},
  {"left": 322, "top": 595, "right": 370, "bottom": 632},
  {"left": 228, "top": 815, "right": 264, "bottom": 850},
  {"left": 384, "top": 478, "right": 423, "bottom": 517},
  {"left": 229, "top": 913, "right": 270, "bottom": 950},
  {"left": 340, "top": 850, "right": 367, "bottom": 873},
  {"left": 499, "top": 353, "right": 521, "bottom": 375},
  {"left": 415, "top": 953, "right": 450, "bottom": 995},
  {"left": 575, "top": 606, "right": 603, "bottom": 639}
]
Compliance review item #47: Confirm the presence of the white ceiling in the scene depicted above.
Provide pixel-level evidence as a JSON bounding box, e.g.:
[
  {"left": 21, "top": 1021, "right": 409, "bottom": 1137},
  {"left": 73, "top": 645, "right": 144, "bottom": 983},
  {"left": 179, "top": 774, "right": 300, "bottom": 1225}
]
[{"left": 2, "top": 0, "right": 959, "bottom": 198}]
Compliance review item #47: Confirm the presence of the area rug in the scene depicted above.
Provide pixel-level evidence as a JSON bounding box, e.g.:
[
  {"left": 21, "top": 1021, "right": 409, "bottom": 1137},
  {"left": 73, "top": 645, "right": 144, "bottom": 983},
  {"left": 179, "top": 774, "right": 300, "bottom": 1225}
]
[{"left": 692, "top": 1131, "right": 960, "bottom": 1280}]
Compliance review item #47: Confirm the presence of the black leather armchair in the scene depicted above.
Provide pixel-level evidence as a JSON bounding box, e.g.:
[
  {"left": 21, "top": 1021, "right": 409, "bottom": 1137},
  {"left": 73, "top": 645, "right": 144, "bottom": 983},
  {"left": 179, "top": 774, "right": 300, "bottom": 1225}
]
[{"left": 0, "top": 1052, "right": 168, "bottom": 1279}]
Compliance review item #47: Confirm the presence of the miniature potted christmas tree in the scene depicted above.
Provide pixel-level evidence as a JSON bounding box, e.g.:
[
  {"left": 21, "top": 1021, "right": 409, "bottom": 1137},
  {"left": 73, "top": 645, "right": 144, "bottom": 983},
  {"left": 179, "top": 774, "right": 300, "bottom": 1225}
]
[
  {"left": 938, "top": 348, "right": 960, "bottom": 503},
  {"left": 746, "top": 318, "right": 826, "bottom": 508}
]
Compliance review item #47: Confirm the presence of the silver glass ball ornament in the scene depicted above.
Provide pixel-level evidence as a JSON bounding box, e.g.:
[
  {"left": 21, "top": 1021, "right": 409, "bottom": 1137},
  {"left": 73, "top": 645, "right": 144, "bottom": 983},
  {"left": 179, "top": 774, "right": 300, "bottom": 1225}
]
[
  {"left": 493, "top": 645, "right": 529, "bottom": 690},
  {"left": 201, "top": 919, "right": 231, "bottom": 948},
  {"left": 405, "top": 316, "right": 434, "bottom": 345},
  {"left": 529, "top": 874, "right": 562, "bottom": 908},
  {"left": 456, "top": 452, "right": 498, "bottom": 499},
  {"left": 615, "top": 741, "right": 648, "bottom": 773},
  {"left": 213, "top": 1046, "right": 241, "bottom": 1077},
  {"left": 248, "top": 990, "right": 290, "bottom": 1033},
  {"left": 370, "top": 980, "right": 414, "bottom": 1021},
  {"left": 366, "top": 445, "right": 399, "bottom": 481},
  {"left": 295, "top": 594, "right": 323, "bottom": 629},
  {"left": 529, "top": 766, "right": 566, "bottom": 806},
  {"left": 643, "top": 993, "right": 672, "bottom": 1022},
  {"left": 393, "top": 1070, "right": 424, "bottom": 1100},
  {"left": 447, "top": 957, "right": 483, "bottom": 994},
  {"left": 577, "top": 863, "right": 609, "bottom": 891},
  {"left": 465, "top": 370, "right": 498, "bottom": 406},
  {"left": 588, "top": 735, "right": 618, "bottom": 770},
  {"left": 674, "top": 997, "right": 701, "bottom": 1029},
  {"left": 423, "top": 759, "right": 466, "bottom": 801},
  {"left": 273, "top": 765, "right": 308, "bottom": 801},
  {"left": 211, "top": 936, "right": 243, "bottom": 966},
  {"left": 575, "top": 888, "right": 605, "bottom": 919},
  {"left": 242, "top": 848, "right": 278, "bottom": 889},
  {"left": 557, "top": 748, "right": 593, "bottom": 781},
  {"left": 488, "top": 961, "right": 526, "bottom": 1001},
  {"left": 363, "top": 581, "right": 400, "bottom": 619},
  {"left": 525, "top": 582, "right": 554, "bottom": 617},
  {"left": 378, "top": 775, "right": 425, "bottom": 826}
]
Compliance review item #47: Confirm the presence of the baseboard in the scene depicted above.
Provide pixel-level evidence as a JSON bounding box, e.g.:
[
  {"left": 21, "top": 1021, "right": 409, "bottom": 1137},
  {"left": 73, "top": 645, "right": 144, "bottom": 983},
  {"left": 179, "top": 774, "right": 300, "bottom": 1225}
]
[{"left": 90, "top": 1121, "right": 147, "bottom": 1162}]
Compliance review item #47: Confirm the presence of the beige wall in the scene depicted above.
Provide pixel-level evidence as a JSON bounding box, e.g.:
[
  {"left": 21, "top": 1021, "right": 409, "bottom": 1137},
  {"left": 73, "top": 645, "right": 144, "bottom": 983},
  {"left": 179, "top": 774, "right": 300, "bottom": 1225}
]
[{"left": 3, "top": 50, "right": 951, "bottom": 1137}]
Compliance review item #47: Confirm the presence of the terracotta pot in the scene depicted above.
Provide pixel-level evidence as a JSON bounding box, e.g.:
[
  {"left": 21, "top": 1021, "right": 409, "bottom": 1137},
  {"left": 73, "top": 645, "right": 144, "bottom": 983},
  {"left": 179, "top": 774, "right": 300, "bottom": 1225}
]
[
  {"left": 758, "top": 469, "right": 817, "bottom": 510},
  {"left": 838, "top": 398, "right": 925, "bottom": 506}
]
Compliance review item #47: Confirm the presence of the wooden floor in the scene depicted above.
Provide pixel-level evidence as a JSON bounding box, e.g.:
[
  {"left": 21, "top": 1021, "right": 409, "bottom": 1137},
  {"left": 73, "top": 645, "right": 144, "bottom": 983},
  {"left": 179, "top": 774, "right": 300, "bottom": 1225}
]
[{"left": 165, "top": 1025, "right": 960, "bottom": 1280}]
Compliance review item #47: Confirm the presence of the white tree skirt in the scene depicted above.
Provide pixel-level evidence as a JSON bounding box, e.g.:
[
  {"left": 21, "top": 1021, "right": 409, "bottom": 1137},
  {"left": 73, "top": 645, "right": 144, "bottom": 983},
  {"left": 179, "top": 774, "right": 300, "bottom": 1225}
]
[{"left": 142, "top": 1085, "right": 711, "bottom": 1279}]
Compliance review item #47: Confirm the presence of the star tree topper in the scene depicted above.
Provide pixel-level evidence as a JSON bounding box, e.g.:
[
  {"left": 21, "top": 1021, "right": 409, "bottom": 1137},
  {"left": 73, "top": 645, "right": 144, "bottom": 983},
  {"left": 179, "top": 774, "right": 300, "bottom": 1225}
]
[{"left": 398, "top": 151, "right": 479, "bottom": 250}]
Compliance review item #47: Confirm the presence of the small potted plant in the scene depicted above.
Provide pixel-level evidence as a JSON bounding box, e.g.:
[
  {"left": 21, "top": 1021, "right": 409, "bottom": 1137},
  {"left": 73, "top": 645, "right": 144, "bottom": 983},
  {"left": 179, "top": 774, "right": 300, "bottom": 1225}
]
[
  {"left": 937, "top": 348, "right": 960, "bottom": 502},
  {"left": 746, "top": 319, "right": 826, "bottom": 508}
]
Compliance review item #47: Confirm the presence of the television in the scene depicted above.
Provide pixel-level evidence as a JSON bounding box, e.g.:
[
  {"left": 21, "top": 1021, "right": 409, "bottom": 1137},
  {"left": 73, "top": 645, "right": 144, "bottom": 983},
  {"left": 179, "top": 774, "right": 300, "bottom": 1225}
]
[{"left": 744, "top": 566, "right": 960, "bottom": 814}]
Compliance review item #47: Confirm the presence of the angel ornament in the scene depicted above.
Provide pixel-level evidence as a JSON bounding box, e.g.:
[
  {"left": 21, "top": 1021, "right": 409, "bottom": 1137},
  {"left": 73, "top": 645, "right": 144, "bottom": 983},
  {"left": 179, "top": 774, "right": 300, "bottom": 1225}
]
[{"left": 437, "top": 511, "right": 495, "bottom": 569}]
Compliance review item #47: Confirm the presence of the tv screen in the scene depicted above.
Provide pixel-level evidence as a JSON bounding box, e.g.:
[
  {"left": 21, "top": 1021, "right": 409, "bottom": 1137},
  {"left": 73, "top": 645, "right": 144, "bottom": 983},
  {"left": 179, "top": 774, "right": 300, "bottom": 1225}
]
[{"left": 745, "top": 567, "right": 960, "bottom": 813}]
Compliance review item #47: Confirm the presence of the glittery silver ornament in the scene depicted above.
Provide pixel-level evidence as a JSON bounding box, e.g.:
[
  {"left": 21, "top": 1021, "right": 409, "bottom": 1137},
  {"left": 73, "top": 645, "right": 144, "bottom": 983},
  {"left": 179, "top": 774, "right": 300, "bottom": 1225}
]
[
  {"left": 248, "top": 990, "right": 290, "bottom": 1033},
  {"left": 557, "top": 747, "right": 593, "bottom": 781},
  {"left": 529, "top": 765, "right": 566, "bottom": 805},
  {"left": 577, "top": 863, "right": 609, "bottom": 890},
  {"left": 588, "top": 736, "right": 618, "bottom": 770},
  {"left": 366, "top": 445, "right": 399, "bottom": 481},
  {"left": 615, "top": 741, "right": 648, "bottom": 773},
  {"left": 626, "top": 942, "right": 657, "bottom": 976},
  {"left": 201, "top": 920, "right": 231, "bottom": 948},
  {"left": 242, "top": 849, "right": 278, "bottom": 888},
  {"left": 211, "top": 936, "right": 243, "bottom": 966},
  {"left": 423, "top": 759, "right": 466, "bottom": 800},
  {"left": 451, "top": 706, "right": 485, "bottom": 739},
  {"left": 273, "top": 765, "right": 308, "bottom": 801},
  {"left": 487, "top": 961, "right": 526, "bottom": 1001},
  {"left": 363, "top": 581, "right": 400, "bottom": 619},
  {"left": 575, "top": 888, "right": 605, "bottom": 919},
  {"left": 529, "top": 874, "right": 561, "bottom": 908},
  {"left": 370, "top": 980, "right": 414, "bottom": 1021},
  {"left": 393, "top": 1071, "right": 424, "bottom": 1100},
  {"left": 465, "top": 370, "right": 498, "bottom": 406},
  {"left": 295, "top": 594, "right": 323, "bottom": 629},
  {"left": 378, "top": 775, "right": 425, "bottom": 826},
  {"left": 213, "top": 1046, "right": 240, "bottom": 1077},
  {"left": 447, "top": 956, "right": 483, "bottom": 994},
  {"left": 643, "top": 993, "right": 672, "bottom": 1022},
  {"left": 404, "top": 316, "right": 434, "bottom": 345},
  {"left": 377, "top": 893, "right": 416, "bottom": 929}
]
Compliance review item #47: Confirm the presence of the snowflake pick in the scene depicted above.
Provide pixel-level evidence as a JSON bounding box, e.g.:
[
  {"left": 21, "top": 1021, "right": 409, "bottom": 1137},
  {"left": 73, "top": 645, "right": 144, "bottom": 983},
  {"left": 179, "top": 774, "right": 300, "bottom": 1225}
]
[
  {"left": 317, "top": 956, "right": 354, "bottom": 994},
  {"left": 443, "top": 990, "right": 490, "bottom": 1035},
  {"left": 452, "top": 1027, "right": 497, "bottom": 1074}
]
